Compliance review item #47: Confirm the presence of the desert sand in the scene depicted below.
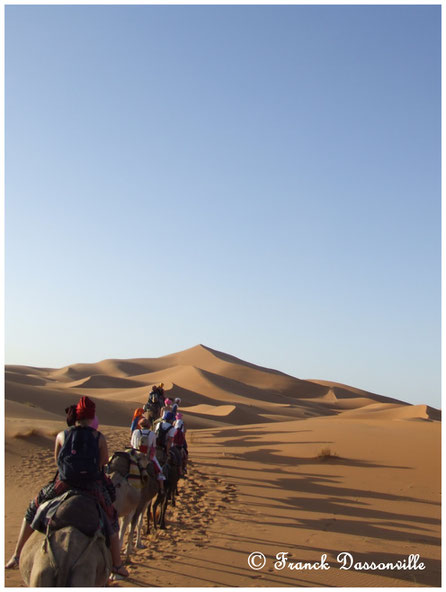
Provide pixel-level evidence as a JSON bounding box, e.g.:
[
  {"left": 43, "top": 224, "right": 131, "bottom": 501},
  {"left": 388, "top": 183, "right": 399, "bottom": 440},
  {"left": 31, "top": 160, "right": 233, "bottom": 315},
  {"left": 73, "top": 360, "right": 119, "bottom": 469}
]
[{"left": 4, "top": 344, "right": 441, "bottom": 587}]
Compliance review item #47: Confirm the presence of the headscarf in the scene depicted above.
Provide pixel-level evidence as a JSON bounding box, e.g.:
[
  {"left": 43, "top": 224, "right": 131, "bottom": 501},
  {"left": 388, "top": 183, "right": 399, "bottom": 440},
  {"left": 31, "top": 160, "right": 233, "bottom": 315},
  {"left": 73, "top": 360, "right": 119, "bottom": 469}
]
[
  {"left": 164, "top": 398, "right": 172, "bottom": 406},
  {"left": 132, "top": 407, "right": 144, "bottom": 421},
  {"left": 76, "top": 396, "right": 96, "bottom": 420}
]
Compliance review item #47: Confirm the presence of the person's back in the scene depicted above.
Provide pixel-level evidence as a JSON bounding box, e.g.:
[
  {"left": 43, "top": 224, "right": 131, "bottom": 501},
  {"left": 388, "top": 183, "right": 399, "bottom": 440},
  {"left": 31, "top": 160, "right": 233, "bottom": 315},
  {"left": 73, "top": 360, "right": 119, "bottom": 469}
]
[
  {"left": 156, "top": 412, "right": 183, "bottom": 475},
  {"left": 172, "top": 415, "right": 187, "bottom": 476},
  {"left": 131, "top": 421, "right": 156, "bottom": 455},
  {"left": 156, "top": 416, "right": 175, "bottom": 449},
  {"left": 58, "top": 425, "right": 100, "bottom": 486},
  {"left": 173, "top": 425, "right": 185, "bottom": 447}
]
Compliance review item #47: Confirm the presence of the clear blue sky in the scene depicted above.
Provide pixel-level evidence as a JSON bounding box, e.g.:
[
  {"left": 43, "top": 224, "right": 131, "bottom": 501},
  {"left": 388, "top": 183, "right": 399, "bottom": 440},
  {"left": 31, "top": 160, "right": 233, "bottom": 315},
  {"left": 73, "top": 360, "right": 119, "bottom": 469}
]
[{"left": 5, "top": 5, "right": 441, "bottom": 408}]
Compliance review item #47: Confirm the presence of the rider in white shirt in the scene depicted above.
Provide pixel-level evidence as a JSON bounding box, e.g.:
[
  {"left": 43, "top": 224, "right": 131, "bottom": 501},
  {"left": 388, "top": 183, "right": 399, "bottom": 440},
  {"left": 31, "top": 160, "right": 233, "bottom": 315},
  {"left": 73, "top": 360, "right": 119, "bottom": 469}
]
[{"left": 131, "top": 417, "right": 165, "bottom": 491}]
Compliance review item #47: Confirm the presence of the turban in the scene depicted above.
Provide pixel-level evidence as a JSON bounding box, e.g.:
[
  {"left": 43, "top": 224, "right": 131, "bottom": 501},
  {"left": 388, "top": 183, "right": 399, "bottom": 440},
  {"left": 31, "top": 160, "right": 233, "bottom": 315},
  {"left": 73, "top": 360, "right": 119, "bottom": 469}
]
[{"left": 76, "top": 396, "right": 96, "bottom": 420}]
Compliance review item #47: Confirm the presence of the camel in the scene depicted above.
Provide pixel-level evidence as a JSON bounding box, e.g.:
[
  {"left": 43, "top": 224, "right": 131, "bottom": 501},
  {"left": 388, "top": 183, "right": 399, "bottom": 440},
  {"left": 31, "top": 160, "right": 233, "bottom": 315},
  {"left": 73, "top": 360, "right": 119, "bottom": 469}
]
[
  {"left": 147, "top": 448, "right": 180, "bottom": 532},
  {"left": 19, "top": 495, "right": 111, "bottom": 586},
  {"left": 107, "top": 450, "right": 158, "bottom": 562}
]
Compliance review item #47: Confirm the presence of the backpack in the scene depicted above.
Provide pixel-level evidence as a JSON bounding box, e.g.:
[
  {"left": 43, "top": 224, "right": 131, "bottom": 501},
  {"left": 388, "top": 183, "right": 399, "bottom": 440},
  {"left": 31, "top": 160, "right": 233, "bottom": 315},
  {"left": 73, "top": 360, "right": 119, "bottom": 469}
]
[
  {"left": 156, "top": 423, "right": 171, "bottom": 449},
  {"left": 57, "top": 426, "right": 101, "bottom": 486},
  {"left": 137, "top": 429, "right": 150, "bottom": 454}
]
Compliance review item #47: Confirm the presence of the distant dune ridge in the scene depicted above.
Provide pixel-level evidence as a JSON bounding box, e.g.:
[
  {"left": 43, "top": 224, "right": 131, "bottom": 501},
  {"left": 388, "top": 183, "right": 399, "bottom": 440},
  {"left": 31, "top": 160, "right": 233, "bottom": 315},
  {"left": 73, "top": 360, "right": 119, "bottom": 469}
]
[{"left": 4, "top": 344, "right": 440, "bottom": 428}]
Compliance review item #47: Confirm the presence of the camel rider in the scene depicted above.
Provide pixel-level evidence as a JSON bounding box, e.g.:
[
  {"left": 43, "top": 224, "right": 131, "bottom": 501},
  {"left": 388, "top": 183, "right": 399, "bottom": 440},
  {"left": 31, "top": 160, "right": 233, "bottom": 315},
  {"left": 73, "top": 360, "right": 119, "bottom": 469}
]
[
  {"left": 130, "top": 407, "right": 145, "bottom": 434},
  {"left": 161, "top": 398, "right": 173, "bottom": 416},
  {"left": 144, "top": 384, "right": 165, "bottom": 419},
  {"left": 152, "top": 397, "right": 172, "bottom": 430},
  {"left": 130, "top": 417, "right": 165, "bottom": 492},
  {"left": 155, "top": 411, "right": 183, "bottom": 476},
  {"left": 5, "top": 396, "right": 129, "bottom": 578},
  {"left": 172, "top": 413, "right": 188, "bottom": 476},
  {"left": 172, "top": 397, "right": 181, "bottom": 415}
]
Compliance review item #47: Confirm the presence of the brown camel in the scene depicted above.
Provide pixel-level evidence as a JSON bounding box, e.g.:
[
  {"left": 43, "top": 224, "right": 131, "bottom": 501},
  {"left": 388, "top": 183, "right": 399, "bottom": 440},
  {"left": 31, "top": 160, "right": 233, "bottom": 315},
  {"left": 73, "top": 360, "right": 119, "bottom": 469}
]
[
  {"left": 148, "top": 448, "right": 180, "bottom": 532},
  {"left": 19, "top": 526, "right": 111, "bottom": 586},
  {"left": 18, "top": 493, "right": 112, "bottom": 586}
]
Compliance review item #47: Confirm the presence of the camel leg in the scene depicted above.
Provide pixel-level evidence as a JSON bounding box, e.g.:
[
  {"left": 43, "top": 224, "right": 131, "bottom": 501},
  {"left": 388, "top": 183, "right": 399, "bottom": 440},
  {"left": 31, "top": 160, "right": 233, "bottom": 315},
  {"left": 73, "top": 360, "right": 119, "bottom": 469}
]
[
  {"left": 125, "top": 500, "right": 147, "bottom": 561},
  {"left": 151, "top": 493, "right": 162, "bottom": 531},
  {"left": 135, "top": 503, "right": 148, "bottom": 549},
  {"left": 119, "top": 513, "right": 133, "bottom": 551},
  {"left": 124, "top": 522, "right": 135, "bottom": 563},
  {"left": 159, "top": 492, "right": 169, "bottom": 530},
  {"left": 146, "top": 501, "right": 152, "bottom": 535}
]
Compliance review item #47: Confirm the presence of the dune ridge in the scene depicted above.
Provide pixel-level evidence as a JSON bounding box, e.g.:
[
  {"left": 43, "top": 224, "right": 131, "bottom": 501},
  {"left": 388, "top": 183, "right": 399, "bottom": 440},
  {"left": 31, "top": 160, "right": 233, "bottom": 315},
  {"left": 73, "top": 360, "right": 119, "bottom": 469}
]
[{"left": 6, "top": 344, "right": 437, "bottom": 427}]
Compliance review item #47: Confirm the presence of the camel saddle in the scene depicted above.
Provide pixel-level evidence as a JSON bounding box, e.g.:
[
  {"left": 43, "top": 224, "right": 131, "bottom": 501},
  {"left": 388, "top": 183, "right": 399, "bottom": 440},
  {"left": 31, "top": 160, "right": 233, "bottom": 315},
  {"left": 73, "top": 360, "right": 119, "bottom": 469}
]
[
  {"left": 31, "top": 491, "right": 108, "bottom": 540},
  {"left": 108, "top": 449, "right": 155, "bottom": 487}
]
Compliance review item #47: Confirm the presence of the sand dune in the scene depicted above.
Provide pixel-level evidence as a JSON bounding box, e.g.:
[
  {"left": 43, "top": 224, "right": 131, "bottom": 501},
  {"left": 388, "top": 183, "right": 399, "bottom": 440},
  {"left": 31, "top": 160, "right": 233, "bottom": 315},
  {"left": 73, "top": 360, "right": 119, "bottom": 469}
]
[
  {"left": 7, "top": 344, "right": 430, "bottom": 425},
  {"left": 69, "top": 374, "right": 149, "bottom": 389},
  {"left": 184, "top": 404, "right": 236, "bottom": 417},
  {"left": 5, "top": 370, "right": 48, "bottom": 387},
  {"left": 307, "top": 379, "right": 408, "bottom": 405},
  {"left": 4, "top": 344, "right": 440, "bottom": 587},
  {"left": 340, "top": 402, "right": 441, "bottom": 421}
]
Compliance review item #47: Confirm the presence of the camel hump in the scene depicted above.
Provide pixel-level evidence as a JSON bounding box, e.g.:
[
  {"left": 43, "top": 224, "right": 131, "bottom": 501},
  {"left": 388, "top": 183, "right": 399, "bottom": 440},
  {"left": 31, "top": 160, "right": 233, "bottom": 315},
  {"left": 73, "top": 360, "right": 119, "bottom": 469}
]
[{"left": 52, "top": 494, "right": 101, "bottom": 538}]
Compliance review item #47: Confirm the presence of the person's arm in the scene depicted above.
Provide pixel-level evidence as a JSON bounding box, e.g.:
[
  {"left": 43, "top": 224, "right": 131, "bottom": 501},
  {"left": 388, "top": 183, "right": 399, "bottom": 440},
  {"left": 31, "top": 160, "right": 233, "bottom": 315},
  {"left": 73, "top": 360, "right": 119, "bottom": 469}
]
[
  {"left": 54, "top": 432, "right": 64, "bottom": 465},
  {"left": 131, "top": 429, "right": 142, "bottom": 450},
  {"left": 98, "top": 434, "right": 109, "bottom": 469}
]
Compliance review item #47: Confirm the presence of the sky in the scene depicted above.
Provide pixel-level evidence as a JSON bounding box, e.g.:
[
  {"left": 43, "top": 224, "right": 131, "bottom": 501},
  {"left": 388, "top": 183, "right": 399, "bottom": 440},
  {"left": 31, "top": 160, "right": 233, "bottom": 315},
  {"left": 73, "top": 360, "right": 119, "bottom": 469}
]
[{"left": 5, "top": 5, "right": 441, "bottom": 408}]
